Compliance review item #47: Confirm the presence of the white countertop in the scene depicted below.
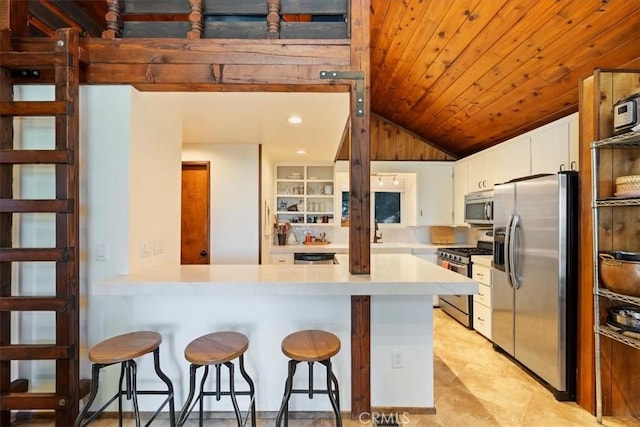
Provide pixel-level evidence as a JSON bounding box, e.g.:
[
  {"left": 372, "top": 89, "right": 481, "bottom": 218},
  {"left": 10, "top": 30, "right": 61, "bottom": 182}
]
[
  {"left": 270, "top": 242, "right": 472, "bottom": 254},
  {"left": 94, "top": 254, "right": 478, "bottom": 297}
]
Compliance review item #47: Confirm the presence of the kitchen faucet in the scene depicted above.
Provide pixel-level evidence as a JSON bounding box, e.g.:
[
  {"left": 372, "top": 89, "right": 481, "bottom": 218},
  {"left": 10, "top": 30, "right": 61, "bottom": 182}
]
[{"left": 373, "top": 220, "right": 382, "bottom": 243}]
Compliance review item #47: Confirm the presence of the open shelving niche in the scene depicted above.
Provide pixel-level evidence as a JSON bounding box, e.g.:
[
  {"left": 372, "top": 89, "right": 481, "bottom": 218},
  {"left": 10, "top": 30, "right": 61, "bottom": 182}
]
[
  {"left": 591, "top": 130, "right": 640, "bottom": 423},
  {"left": 275, "top": 165, "right": 335, "bottom": 226}
]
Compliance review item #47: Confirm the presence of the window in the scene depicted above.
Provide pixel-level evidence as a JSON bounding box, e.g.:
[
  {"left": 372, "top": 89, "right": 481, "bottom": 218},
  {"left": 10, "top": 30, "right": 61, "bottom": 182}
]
[
  {"left": 374, "top": 192, "right": 401, "bottom": 223},
  {"left": 342, "top": 190, "right": 403, "bottom": 226}
]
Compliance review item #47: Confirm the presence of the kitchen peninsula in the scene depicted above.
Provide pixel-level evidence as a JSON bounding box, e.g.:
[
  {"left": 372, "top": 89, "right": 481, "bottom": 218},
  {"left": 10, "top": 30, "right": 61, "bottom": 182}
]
[{"left": 91, "top": 254, "right": 477, "bottom": 415}]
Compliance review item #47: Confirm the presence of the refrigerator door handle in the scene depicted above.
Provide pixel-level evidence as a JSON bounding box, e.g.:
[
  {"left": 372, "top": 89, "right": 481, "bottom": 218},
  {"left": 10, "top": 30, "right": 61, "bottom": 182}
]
[
  {"left": 504, "top": 214, "right": 514, "bottom": 288},
  {"left": 509, "top": 214, "right": 521, "bottom": 289}
]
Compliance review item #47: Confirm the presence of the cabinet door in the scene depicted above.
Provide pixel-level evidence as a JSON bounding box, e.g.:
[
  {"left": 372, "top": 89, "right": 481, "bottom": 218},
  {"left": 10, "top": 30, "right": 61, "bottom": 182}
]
[
  {"left": 531, "top": 122, "right": 570, "bottom": 174},
  {"left": 453, "top": 160, "right": 468, "bottom": 225},
  {"left": 467, "top": 154, "right": 486, "bottom": 191},
  {"left": 417, "top": 163, "right": 453, "bottom": 225},
  {"left": 492, "top": 136, "right": 531, "bottom": 185}
]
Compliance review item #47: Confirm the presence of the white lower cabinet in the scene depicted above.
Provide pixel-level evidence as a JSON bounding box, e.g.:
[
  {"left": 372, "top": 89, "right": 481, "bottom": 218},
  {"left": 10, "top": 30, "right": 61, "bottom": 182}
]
[
  {"left": 472, "top": 261, "right": 492, "bottom": 340},
  {"left": 270, "top": 254, "right": 294, "bottom": 264},
  {"left": 473, "top": 301, "right": 492, "bottom": 338}
]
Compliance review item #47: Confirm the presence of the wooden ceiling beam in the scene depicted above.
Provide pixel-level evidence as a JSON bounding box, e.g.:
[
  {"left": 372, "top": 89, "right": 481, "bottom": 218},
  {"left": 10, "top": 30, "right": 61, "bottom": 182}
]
[
  {"left": 27, "top": 15, "right": 55, "bottom": 37},
  {"left": 49, "top": 0, "right": 104, "bottom": 36}
]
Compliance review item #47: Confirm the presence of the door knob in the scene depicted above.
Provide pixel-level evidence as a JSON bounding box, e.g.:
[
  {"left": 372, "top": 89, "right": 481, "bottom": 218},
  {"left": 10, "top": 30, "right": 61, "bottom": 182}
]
[{"left": 200, "top": 250, "right": 208, "bottom": 257}]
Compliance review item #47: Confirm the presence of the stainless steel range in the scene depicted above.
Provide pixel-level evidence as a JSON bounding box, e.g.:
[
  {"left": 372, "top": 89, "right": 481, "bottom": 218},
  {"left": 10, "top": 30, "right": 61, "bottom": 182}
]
[{"left": 437, "top": 236, "right": 493, "bottom": 328}]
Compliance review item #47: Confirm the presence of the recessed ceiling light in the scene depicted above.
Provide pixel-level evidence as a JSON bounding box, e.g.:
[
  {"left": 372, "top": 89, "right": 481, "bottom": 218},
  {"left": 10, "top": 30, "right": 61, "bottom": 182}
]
[
  {"left": 296, "top": 149, "right": 307, "bottom": 155},
  {"left": 288, "top": 115, "right": 303, "bottom": 124}
]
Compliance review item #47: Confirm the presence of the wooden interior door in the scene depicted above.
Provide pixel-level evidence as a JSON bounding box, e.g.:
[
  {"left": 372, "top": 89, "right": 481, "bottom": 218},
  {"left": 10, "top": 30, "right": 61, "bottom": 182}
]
[{"left": 181, "top": 162, "right": 210, "bottom": 264}]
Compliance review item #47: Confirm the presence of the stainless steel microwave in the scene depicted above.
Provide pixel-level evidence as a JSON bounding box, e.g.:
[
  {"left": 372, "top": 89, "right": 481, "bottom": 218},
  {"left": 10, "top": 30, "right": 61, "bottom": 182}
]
[{"left": 464, "top": 190, "right": 493, "bottom": 225}]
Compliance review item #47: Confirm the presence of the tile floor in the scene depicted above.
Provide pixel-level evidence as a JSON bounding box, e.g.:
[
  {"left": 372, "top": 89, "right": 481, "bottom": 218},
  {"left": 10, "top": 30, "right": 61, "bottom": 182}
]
[{"left": 10, "top": 309, "right": 640, "bottom": 426}]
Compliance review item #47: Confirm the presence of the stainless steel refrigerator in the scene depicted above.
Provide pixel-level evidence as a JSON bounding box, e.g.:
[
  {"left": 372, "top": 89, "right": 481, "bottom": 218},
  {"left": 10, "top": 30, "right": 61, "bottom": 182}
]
[{"left": 492, "top": 172, "right": 578, "bottom": 401}]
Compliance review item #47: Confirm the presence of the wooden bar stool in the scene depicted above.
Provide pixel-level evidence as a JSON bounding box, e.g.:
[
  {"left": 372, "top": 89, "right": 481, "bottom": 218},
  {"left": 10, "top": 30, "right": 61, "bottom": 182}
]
[
  {"left": 74, "top": 331, "right": 176, "bottom": 427},
  {"left": 275, "top": 329, "right": 341, "bottom": 427},
  {"left": 176, "top": 331, "right": 256, "bottom": 426}
]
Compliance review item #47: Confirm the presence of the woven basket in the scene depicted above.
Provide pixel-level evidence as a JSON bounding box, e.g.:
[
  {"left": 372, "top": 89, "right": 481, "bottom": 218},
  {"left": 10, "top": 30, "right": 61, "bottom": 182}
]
[
  {"left": 599, "top": 254, "right": 640, "bottom": 297},
  {"left": 615, "top": 175, "right": 640, "bottom": 194}
]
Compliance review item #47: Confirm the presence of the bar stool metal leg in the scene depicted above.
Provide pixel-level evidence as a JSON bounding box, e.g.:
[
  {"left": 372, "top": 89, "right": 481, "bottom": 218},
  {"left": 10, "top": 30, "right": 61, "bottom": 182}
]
[
  {"left": 198, "top": 365, "right": 210, "bottom": 426},
  {"left": 225, "top": 362, "right": 243, "bottom": 425},
  {"left": 74, "top": 364, "right": 101, "bottom": 427},
  {"left": 323, "top": 359, "right": 342, "bottom": 427},
  {"left": 177, "top": 364, "right": 199, "bottom": 427},
  {"left": 239, "top": 354, "right": 257, "bottom": 426},
  {"left": 127, "top": 360, "right": 141, "bottom": 427},
  {"left": 276, "top": 360, "right": 298, "bottom": 427},
  {"left": 152, "top": 347, "right": 176, "bottom": 426}
]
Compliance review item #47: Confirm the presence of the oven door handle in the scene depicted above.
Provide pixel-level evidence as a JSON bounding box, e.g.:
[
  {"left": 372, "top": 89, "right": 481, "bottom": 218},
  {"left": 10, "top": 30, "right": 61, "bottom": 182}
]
[{"left": 504, "top": 214, "right": 514, "bottom": 288}]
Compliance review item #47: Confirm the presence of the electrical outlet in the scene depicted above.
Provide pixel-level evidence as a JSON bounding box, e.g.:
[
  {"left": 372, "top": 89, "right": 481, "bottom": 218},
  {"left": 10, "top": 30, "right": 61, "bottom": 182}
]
[{"left": 391, "top": 350, "right": 403, "bottom": 369}]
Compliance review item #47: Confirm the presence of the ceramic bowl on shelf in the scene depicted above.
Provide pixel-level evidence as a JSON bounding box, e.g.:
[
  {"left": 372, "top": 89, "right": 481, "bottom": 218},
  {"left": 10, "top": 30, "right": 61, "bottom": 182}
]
[{"left": 599, "top": 253, "right": 640, "bottom": 297}]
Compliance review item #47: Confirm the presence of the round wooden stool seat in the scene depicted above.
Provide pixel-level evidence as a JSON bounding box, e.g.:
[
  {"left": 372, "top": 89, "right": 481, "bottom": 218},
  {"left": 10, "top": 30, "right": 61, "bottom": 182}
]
[
  {"left": 89, "top": 331, "right": 162, "bottom": 364},
  {"left": 184, "top": 331, "right": 249, "bottom": 365},
  {"left": 281, "top": 329, "right": 340, "bottom": 362}
]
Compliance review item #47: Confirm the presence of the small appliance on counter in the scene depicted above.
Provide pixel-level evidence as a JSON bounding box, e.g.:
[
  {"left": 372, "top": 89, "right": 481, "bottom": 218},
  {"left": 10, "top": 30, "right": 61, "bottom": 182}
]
[{"left": 613, "top": 92, "right": 640, "bottom": 135}]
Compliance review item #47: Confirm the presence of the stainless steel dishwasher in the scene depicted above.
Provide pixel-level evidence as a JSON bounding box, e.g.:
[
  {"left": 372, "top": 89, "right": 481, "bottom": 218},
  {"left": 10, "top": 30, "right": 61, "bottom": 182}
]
[{"left": 293, "top": 253, "right": 335, "bottom": 264}]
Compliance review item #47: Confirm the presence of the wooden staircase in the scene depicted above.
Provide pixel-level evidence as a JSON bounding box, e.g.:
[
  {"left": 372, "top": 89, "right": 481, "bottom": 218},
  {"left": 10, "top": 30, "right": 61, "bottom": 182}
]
[{"left": 0, "top": 28, "right": 87, "bottom": 426}]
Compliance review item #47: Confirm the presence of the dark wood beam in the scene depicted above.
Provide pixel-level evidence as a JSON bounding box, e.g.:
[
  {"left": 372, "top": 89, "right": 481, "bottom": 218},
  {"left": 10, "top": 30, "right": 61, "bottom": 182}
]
[
  {"left": 49, "top": 0, "right": 104, "bottom": 37},
  {"left": 349, "top": 0, "right": 371, "bottom": 419},
  {"left": 9, "top": 0, "right": 29, "bottom": 36}
]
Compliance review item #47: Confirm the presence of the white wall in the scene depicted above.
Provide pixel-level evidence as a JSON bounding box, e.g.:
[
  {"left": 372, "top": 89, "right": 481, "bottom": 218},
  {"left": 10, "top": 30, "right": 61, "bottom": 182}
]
[
  {"left": 182, "top": 144, "right": 260, "bottom": 264},
  {"left": 129, "top": 90, "right": 182, "bottom": 271}
]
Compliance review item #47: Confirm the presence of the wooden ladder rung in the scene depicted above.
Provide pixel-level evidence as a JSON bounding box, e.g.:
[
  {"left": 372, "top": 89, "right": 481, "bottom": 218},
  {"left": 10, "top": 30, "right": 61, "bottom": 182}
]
[
  {"left": 0, "top": 296, "right": 71, "bottom": 312},
  {"left": 0, "top": 248, "right": 72, "bottom": 262},
  {"left": 0, "top": 199, "right": 73, "bottom": 213},
  {"left": 0, "top": 51, "right": 70, "bottom": 68},
  {"left": 0, "top": 149, "right": 73, "bottom": 164},
  {"left": 0, "top": 344, "right": 71, "bottom": 361},
  {"left": 0, "top": 392, "right": 64, "bottom": 410},
  {"left": 0, "top": 101, "right": 73, "bottom": 116}
]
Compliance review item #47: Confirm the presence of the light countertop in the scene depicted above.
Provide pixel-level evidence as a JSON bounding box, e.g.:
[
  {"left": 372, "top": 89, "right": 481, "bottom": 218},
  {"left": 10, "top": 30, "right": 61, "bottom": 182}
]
[
  {"left": 270, "top": 242, "right": 473, "bottom": 254},
  {"left": 93, "top": 254, "right": 478, "bottom": 297}
]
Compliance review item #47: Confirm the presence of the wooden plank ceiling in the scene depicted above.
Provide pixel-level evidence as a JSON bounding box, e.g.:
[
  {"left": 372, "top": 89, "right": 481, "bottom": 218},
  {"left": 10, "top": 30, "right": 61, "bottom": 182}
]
[{"left": 22, "top": 0, "right": 640, "bottom": 158}]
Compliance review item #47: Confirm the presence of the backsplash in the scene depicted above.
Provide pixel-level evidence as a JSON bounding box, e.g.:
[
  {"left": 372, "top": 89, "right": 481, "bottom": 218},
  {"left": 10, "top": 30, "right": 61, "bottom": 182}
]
[{"left": 280, "top": 225, "right": 474, "bottom": 245}]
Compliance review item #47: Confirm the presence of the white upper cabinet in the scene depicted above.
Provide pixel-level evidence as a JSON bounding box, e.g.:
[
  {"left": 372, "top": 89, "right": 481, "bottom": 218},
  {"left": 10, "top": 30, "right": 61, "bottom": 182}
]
[
  {"left": 453, "top": 160, "right": 468, "bottom": 226},
  {"left": 492, "top": 136, "right": 531, "bottom": 185},
  {"left": 530, "top": 113, "right": 578, "bottom": 174},
  {"left": 467, "top": 152, "right": 494, "bottom": 191},
  {"left": 416, "top": 163, "right": 453, "bottom": 225}
]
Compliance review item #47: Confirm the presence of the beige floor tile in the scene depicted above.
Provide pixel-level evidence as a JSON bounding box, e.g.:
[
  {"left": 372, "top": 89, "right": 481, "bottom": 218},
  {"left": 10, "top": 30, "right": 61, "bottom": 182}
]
[{"left": 9, "top": 309, "right": 637, "bottom": 427}]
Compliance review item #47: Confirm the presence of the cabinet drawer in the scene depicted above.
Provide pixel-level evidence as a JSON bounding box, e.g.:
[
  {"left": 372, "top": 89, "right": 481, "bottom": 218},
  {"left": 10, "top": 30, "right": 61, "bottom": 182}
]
[
  {"left": 473, "top": 301, "right": 492, "bottom": 340},
  {"left": 473, "top": 283, "right": 491, "bottom": 308},
  {"left": 472, "top": 264, "right": 492, "bottom": 285},
  {"left": 270, "top": 254, "right": 293, "bottom": 264}
]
